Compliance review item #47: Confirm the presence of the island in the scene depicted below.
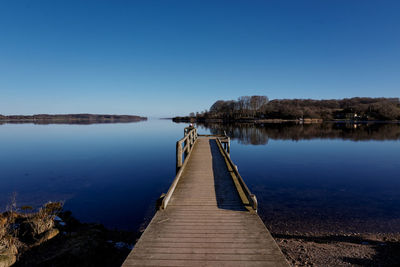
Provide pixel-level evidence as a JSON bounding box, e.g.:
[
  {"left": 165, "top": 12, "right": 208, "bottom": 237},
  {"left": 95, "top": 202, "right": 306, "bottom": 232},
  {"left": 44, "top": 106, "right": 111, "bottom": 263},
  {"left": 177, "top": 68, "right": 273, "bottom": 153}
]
[
  {"left": 173, "top": 96, "right": 400, "bottom": 123},
  {"left": 0, "top": 114, "right": 147, "bottom": 124}
]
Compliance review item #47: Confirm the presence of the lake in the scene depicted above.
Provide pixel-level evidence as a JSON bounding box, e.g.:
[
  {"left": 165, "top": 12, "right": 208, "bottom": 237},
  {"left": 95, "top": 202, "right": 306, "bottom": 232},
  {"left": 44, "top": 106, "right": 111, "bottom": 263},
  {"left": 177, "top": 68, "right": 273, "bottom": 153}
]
[{"left": 1, "top": 120, "right": 399, "bottom": 234}]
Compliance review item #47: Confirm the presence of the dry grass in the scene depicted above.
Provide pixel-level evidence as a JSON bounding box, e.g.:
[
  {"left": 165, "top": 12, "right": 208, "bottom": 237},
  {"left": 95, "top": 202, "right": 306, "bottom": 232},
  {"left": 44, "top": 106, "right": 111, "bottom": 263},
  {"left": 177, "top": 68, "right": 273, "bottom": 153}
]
[
  {"left": 26, "top": 202, "right": 63, "bottom": 236},
  {"left": 0, "top": 193, "right": 63, "bottom": 264}
]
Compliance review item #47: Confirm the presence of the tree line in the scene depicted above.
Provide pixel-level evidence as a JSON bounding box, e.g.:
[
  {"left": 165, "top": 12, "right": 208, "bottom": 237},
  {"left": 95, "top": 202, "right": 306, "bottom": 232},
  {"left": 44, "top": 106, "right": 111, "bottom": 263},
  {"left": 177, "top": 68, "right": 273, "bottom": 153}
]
[{"left": 182, "top": 96, "right": 400, "bottom": 121}]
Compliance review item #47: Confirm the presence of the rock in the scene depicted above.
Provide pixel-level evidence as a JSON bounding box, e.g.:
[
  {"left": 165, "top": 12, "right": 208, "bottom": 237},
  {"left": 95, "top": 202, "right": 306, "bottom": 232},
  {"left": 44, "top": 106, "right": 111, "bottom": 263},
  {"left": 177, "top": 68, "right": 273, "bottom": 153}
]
[
  {"left": 0, "top": 254, "right": 16, "bottom": 267},
  {"left": 0, "top": 245, "right": 17, "bottom": 267},
  {"left": 18, "top": 218, "right": 55, "bottom": 244},
  {"left": 34, "top": 228, "right": 59, "bottom": 245}
]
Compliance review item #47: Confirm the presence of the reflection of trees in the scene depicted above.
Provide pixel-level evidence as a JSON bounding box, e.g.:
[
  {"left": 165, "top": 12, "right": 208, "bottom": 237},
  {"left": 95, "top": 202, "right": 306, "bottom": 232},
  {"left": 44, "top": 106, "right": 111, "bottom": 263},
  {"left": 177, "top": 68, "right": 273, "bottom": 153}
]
[
  {"left": 199, "top": 123, "right": 263, "bottom": 145},
  {"left": 199, "top": 123, "right": 268, "bottom": 145},
  {"left": 199, "top": 122, "right": 400, "bottom": 145}
]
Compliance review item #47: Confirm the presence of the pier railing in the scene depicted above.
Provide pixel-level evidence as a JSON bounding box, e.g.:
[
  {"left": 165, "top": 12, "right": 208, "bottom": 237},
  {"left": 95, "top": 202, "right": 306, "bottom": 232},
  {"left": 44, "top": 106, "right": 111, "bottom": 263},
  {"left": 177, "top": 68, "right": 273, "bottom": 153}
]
[
  {"left": 158, "top": 127, "right": 257, "bottom": 212},
  {"left": 176, "top": 127, "right": 198, "bottom": 171},
  {"left": 216, "top": 135, "right": 258, "bottom": 212},
  {"left": 219, "top": 131, "right": 230, "bottom": 154},
  {"left": 158, "top": 127, "right": 198, "bottom": 210}
]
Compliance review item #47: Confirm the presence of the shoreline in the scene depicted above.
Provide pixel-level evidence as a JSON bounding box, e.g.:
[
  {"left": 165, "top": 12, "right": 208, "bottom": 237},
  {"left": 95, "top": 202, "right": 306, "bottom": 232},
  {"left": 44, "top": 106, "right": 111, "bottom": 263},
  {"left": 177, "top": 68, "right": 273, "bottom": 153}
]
[
  {"left": 0, "top": 114, "right": 147, "bottom": 125},
  {"left": 1, "top": 207, "right": 140, "bottom": 267},
  {"left": 172, "top": 117, "right": 400, "bottom": 124},
  {"left": 2, "top": 206, "right": 400, "bottom": 267}
]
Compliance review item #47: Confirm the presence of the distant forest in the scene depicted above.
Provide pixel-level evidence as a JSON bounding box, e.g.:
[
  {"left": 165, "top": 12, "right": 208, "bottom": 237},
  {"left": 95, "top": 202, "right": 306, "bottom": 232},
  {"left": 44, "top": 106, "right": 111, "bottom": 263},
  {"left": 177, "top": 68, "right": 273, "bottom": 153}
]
[
  {"left": 175, "top": 96, "right": 400, "bottom": 122},
  {"left": 0, "top": 114, "right": 147, "bottom": 124}
]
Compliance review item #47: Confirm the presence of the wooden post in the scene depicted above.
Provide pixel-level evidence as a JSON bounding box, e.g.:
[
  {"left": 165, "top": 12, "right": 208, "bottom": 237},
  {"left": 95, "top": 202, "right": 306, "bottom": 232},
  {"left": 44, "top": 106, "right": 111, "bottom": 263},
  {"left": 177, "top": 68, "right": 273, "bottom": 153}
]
[
  {"left": 184, "top": 140, "right": 188, "bottom": 158},
  {"left": 189, "top": 131, "right": 192, "bottom": 149},
  {"left": 176, "top": 141, "right": 182, "bottom": 172},
  {"left": 227, "top": 137, "right": 230, "bottom": 154},
  {"left": 250, "top": 194, "right": 258, "bottom": 212}
]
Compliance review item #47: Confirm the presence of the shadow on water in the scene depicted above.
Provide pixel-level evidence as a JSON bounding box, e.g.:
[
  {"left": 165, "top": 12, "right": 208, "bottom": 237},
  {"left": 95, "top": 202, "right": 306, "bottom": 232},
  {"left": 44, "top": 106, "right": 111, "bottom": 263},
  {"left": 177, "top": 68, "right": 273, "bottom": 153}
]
[{"left": 209, "top": 139, "right": 246, "bottom": 211}]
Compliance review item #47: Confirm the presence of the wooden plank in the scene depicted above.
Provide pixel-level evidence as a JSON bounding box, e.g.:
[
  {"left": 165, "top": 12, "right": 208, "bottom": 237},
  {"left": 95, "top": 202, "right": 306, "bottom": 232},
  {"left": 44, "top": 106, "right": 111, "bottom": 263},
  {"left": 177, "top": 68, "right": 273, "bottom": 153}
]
[
  {"left": 132, "top": 236, "right": 277, "bottom": 244},
  {"left": 134, "top": 242, "right": 275, "bottom": 249},
  {"left": 128, "top": 247, "right": 277, "bottom": 255},
  {"left": 124, "top": 259, "right": 287, "bottom": 267},
  {"left": 128, "top": 253, "right": 281, "bottom": 261}
]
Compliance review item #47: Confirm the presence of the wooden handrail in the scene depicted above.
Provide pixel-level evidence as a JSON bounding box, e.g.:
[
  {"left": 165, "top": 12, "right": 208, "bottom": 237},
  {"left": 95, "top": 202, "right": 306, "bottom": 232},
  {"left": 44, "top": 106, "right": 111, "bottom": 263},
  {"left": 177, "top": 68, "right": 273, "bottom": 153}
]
[
  {"left": 219, "top": 131, "right": 230, "bottom": 154},
  {"left": 176, "top": 127, "right": 197, "bottom": 172},
  {"left": 197, "top": 134, "right": 226, "bottom": 137},
  {"left": 216, "top": 137, "right": 257, "bottom": 212},
  {"left": 159, "top": 127, "right": 256, "bottom": 212},
  {"left": 159, "top": 127, "right": 198, "bottom": 210}
]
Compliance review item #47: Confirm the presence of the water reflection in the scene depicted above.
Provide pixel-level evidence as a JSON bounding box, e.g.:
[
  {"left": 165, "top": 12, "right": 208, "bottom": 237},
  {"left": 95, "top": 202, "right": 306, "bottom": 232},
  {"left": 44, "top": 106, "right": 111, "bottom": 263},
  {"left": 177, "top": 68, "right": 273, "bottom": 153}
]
[
  {"left": 197, "top": 122, "right": 400, "bottom": 145},
  {"left": 1, "top": 120, "right": 399, "bottom": 234}
]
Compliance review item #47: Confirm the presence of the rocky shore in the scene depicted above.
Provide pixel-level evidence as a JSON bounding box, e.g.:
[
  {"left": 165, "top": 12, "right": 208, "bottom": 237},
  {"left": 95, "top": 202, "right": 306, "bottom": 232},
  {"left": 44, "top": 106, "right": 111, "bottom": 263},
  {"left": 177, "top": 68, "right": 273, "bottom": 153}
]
[
  {"left": 274, "top": 232, "right": 400, "bottom": 267},
  {"left": 0, "top": 204, "right": 139, "bottom": 267},
  {"left": 2, "top": 203, "right": 399, "bottom": 267}
]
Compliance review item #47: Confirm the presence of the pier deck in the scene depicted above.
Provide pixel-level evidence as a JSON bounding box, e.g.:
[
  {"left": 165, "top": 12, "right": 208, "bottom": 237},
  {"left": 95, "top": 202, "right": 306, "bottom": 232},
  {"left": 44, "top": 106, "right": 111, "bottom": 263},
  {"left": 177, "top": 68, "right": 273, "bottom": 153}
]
[{"left": 123, "top": 130, "right": 289, "bottom": 266}]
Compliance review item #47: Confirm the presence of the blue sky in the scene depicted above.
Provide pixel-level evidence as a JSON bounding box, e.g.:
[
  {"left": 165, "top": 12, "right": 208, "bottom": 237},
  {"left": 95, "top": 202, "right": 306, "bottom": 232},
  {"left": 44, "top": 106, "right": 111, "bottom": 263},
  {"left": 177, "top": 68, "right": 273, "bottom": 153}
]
[{"left": 0, "top": 0, "right": 399, "bottom": 117}]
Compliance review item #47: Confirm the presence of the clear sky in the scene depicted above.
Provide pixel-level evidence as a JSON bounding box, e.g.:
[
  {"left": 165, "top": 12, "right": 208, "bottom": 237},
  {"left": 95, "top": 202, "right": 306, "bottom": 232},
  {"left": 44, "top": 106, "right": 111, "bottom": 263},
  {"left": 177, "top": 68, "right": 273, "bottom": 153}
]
[{"left": 0, "top": 0, "right": 399, "bottom": 117}]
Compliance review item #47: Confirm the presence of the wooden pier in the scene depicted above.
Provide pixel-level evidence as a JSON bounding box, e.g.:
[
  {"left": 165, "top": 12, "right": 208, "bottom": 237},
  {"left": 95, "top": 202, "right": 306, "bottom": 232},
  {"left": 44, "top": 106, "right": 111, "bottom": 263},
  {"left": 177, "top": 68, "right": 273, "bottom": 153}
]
[{"left": 122, "top": 127, "right": 289, "bottom": 267}]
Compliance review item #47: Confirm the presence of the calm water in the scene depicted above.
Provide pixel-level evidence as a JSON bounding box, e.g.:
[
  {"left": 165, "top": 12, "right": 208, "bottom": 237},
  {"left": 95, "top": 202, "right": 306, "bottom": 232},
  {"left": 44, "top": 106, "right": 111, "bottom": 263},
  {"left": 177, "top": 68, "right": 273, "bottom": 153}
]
[{"left": 1, "top": 120, "right": 399, "bottom": 233}]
